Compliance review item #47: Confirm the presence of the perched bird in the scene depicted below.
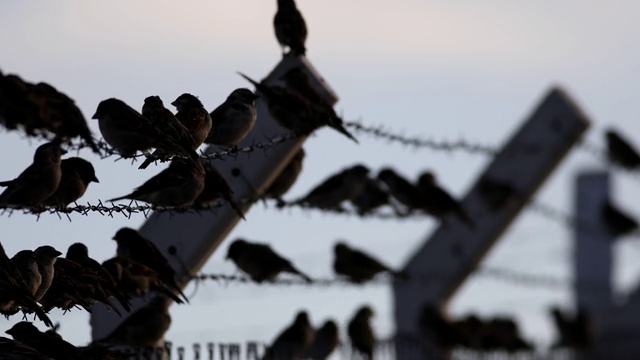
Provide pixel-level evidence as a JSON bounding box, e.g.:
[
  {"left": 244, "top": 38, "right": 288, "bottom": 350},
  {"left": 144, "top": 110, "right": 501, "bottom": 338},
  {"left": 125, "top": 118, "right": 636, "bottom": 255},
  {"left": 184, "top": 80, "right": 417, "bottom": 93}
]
[
  {"left": 96, "top": 296, "right": 172, "bottom": 348},
  {"left": 417, "top": 171, "right": 475, "bottom": 229},
  {"left": 193, "top": 160, "right": 245, "bottom": 219},
  {"left": 377, "top": 168, "right": 426, "bottom": 214},
  {"left": 238, "top": 72, "right": 358, "bottom": 142},
  {"left": 605, "top": 129, "right": 640, "bottom": 170},
  {"left": 172, "top": 93, "right": 212, "bottom": 148},
  {"left": 550, "top": 306, "right": 593, "bottom": 349},
  {"left": 350, "top": 178, "right": 391, "bottom": 216},
  {"left": 226, "top": 238, "right": 313, "bottom": 283},
  {"left": 333, "top": 242, "right": 408, "bottom": 284},
  {"left": 295, "top": 164, "right": 370, "bottom": 210},
  {"left": 43, "top": 157, "right": 99, "bottom": 208},
  {"left": 304, "top": 320, "right": 340, "bottom": 360},
  {"left": 0, "top": 72, "right": 44, "bottom": 133},
  {"left": 112, "top": 227, "right": 188, "bottom": 303},
  {"left": 263, "top": 310, "right": 315, "bottom": 360},
  {"left": 0, "top": 141, "right": 65, "bottom": 207},
  {"left": 92, "top": 98, "right": 187, "bottom": 158},
  {"left": 264, "top": 147, "right": 305, "bottom": 206},
  {"left": 11, "top": 250, "right": 42, "bottom": 297},
  {"left": 138, "top": 95, "right": 200, "bottom": 170},
  {"left": 108, "top": 158, "right": 205, "bottom": 208},
  {"left": 0, "top": 336, "right": 53, "bottom": 360},
  {"left": 274, "top": 0, "right": 308, "bottom": 56},
  {"left": 603, "top": 201, "right": 638, "bottom": 237},
  {"left": 348, "top": 306, "right": 376, "bottom": 360},
  {"left": 33, "top": 245, "right": 62, "bottom": 302},
  {"left": 205, "top": 88, "right": 259, "bottom": 149}
]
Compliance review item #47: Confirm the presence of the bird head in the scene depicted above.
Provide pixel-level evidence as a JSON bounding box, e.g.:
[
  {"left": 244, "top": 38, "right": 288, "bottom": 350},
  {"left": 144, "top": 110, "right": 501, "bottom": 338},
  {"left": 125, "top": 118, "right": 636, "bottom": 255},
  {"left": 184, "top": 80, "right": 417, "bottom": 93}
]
[
  {"left": 417, "top": 171, "right": 436, "bottom": 187},
  {"left": 321, "top": 320, "right": 339, "bottom": 335},
  {"left": 62, "top": 157, "right": 99, "bottom": 184},
  {"left": 171, "top": 93, "right": 202, "bottom": 111},
  {"left": 34, "top": 141, "right": 66, "bottom": 163},
  {"left": 66, "top": 242, "right": 89, "bottom": 259},
  {"left": 112, "top": 227, "right": 141, "bottom": 245},
  {"left": 143, "top": 95, "right": 164, "bottom": 108},
  {"left": 228, "top": 88, "right": 259, "bottom": 104},
  {"left": 376, "top": 168, "right": 397, "bottom": 183},
  {"left": 348, "top": 164, "right": 370, "bottom": 178},
  {"left": 294, "top": 310, "right": 310, "bottom": 326},
  {"left": 226, "top": 239, "right": 248, "bottom": 260},
  {"left": 34, "top": 245, "right": 62, "bottom": 262},
  {"left": 92, "top": 98, "right": 123, "bottom": 120},
  {"left": 357, "top": 305, "right": 375, "bottom": 319},
  {"left": 6, "top": 321, "right": 39, "bottom": 339},
  {"left": 11, "top": 250, "right": 36, "bottom": 264},
  {"left": 333, "top": 241, "right": 350, "bottom": 256}
]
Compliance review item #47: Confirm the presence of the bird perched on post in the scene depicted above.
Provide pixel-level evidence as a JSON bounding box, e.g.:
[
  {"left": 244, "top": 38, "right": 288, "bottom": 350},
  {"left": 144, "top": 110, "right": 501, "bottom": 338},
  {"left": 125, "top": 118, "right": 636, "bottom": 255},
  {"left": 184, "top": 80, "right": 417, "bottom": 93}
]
[
  {"left": 138, "top": 95, "right": 200, "bottom": 170},
  {"left": 602, "top": 201, "right": 638, "bottom": 237},
  {"left": 43, "top": 157, "right": 99, "bottom": 208},
  {"left": 605, "top": 129, "right": 640, "bottom": 170},
  {"left": 205, "top": 88, "right": 259, "bottom": 150},
  {"left": 295, "top": 164, "right": 370, "bottom": 210},
  {"left": 108, "top": 158, "right": 205, "bottom": 208},
  {"left": 112, "top": 227, "right": 189, "bottom": 303},
  {"left": 172, "top": 93, "right": 212, "bottom": 148},
  {"left": 274, "top": 0, "right": 308, "bottom": 56},
  {"left": 263, "top": 147, "right": 305, "bottom": 206},
  {"left": 416, "top": 171, "right": 476, "bottom": 229},
  {"left": 304, "top": 320, "right": 340, "bottom": 360},
  {"left": 0, "top": 141, "right": 65, "bottom": 208},
  {"left": 226, "top": 238, "right": 313, "bottom": 283},
  {"left": 238, "top": 72, "right": 358, "bottom": 143},
  {"left": 192, "top": 160, "right": 245, "bottom": 219},
  {"left": 333, "top": 242, "right": 408, "bottom": 284},
  {"left": 263, "top": 310, "right": 315, "bottom": 360},
  {"left": 348, "top": 306, "right": 376, "bottom": 360}
]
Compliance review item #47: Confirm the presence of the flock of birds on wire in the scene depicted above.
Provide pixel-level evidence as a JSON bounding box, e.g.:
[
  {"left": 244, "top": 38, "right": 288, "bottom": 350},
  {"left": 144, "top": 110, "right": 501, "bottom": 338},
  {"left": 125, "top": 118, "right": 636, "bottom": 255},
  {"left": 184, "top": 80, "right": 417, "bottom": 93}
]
[{"left": 2, "top": 0, "right": 640, "bottom": 359}]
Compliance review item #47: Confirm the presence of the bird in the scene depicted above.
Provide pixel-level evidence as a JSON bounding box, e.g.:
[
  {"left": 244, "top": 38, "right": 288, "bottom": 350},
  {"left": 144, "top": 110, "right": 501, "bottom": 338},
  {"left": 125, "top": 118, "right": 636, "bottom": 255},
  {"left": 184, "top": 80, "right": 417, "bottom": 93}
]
[
  {"left": 43, "top": 157, "right": 99, "bottom": 208},
  {"left": 112, "top": 227, "right": 189, "bottom": 303},
  {"left": 263, "top": 147, "right": 305, "bottom": 206},
  {"left": 376, "top": 168, "right": 427, "bottom": 214},
  {"left": 0, "top": 71, "right": 44, "bottom": 134},
  {"left": 171, "top": 93, "right": 212, "bottom": 148},
  {"left": 193, "top": 160, "right": 245, "bottom": 219},
  {"left": 95, "top": 296, "right": 172, "bottom": 348},
  {"left": 348, "top": 306, "right": 376, "bottom": 360},
  {"left": 333, "top": 242, "right": 408, "bottom": 284},
  {"left": 0, "top": 141, "right": 65, "bottom": 207},
  {"left": 92, "top": 98, "right": 186, "bottom": 158},
  {"left": 603, "top": 201, "right": 639, "bottom": 237},
  {"left": 304, "top": 320, "right": 340, "bottom": 360},
  {"left": 263, "top": 310, "right": 315, "bottom": 360},
  {"left": 0, "top": 336, "right": 53, "bottom": 360},
  {"left": 6, "top": 322, "right": 79, "bottom": 360},
  {"left": 238, "top": 72, "right": 358, "bottom": 142},
  {"left": 33, "top": 245, "right": 62, "bottom": 302},
  {"left": 295, "top": 164, "right": 370, "bottom": 210},
  {"left": 138, "top": 95, "right": 200, "bottom": 170},
  {"left": 350, "top": 177, "right": 391, "bottom": 216},
  {"left": 205, "top": 88, "right": 259, "bottom": 149},
  {"left": 549, "top": 306, "right": 593, "bottom": 349},
  {"left": 274, "top": 0, "right": 308, "bottom": 56},
  {"left": 108, "top": 158, "right": 205, "bottom": 208},
  {"left": 11, "top": 250, "right": 42, "bottom": 297},
  {"left": 226, "top": 238, "right": 313, "bottom": 283},
  {"left": 605, "top": 129, "right": 640, "bottom": 170},
  {"left": 416, "top": 171, "right": 475, "bottom": 229},
  {"left": 279, "top": 67, "right": 328, "bottom": 105}
]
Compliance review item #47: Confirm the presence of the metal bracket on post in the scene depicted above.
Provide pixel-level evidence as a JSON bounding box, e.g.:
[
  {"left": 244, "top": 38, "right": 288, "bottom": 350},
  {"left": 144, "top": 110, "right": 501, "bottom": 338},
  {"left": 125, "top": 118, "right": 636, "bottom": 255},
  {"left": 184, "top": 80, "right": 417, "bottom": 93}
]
[
  {"left": 90, "top": 55, "right": 339, "bottom": 346},
  {"left": 393, "top": 87, "right": 591, "bottom": 359}
]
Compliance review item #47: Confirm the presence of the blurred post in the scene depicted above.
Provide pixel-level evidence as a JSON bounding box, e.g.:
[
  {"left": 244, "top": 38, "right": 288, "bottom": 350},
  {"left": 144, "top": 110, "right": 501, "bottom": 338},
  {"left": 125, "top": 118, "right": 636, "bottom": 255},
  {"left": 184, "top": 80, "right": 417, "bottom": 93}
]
[
  {"left": 90, "top": 55, "right": 339, "bottom": 350},
  {"left": 393, "top": 87, "right": 591, "bottom": 359}
]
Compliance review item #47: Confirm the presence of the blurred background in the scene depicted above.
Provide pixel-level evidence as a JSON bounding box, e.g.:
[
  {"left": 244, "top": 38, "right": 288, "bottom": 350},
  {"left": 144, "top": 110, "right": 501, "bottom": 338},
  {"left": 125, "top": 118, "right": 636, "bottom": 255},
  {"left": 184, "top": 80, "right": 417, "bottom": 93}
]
[{"left": 2, "top": 0, "right": 640, "bottom": 358}]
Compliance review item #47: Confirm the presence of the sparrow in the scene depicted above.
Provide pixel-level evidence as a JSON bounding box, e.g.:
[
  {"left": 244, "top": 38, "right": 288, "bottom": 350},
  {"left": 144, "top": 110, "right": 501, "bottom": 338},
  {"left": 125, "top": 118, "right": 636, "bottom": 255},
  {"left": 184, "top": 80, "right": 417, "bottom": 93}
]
[
  {"left": 0, "top": 336, "right": 53, "bottom": 360},
  {"left": 263, "top": 147, "right": 305, "bottom": 206},
  {"left": 348, "top": 306, "right": 376, "bottom": 360},
  {"left": 605, "top": 129, "right": 640, "bottom": 170},
  {"left": 238, "top": 73, "right": 358, "bottom": 142},
  {"left": 43, "top": 157, "right": 99, "bottom": 208},
  {"left": 96, "top": 296, "right": 172, "bottom": 348},
  {"left": 333, "top": 242, "right": 408, "bottom": 284},
  {"left": 92, "top": 98, "right": 188, "bottom": 159},
  {"left": 295, "top": 164, "right": 370, "bottom": 210},
  {"left": 274, "top": 0, "right": 308, "bottom": 56},
  {"left": 263, "top": 310, "right": 315, "bottom": 360},
  {"left": 11, "top": 250, "right": 42, "bottom": 297},
  {"left": 603, "top": 201, "right": 639, "bottom": 237},
  {"left": 205, "top": 88, "right": 259, "bottom": 149},
  {"left": 0, "top": 141, "right": 65, "bottom": 207},
  {"left": 376, "top": 168, "right": 426, "bottom": 214},
  {"left": 350, "top": 178, "right": 391, "bottom": 216},
  {"left": 66, "top": 242, "right": 132, "bottom": 312},
  {"left": 112, "top": 227, "right": 188, "bottom": 302},
  {"left": 304, "top": 320, "right": 340, "bottom": 360},
  {"left": 33, "top": 245, "right": 62, "bottom": 302},
  {"left": 102, "top": 256, "right": 184, "bottom": 304},
  {"left": 193, "top": 160, "right": 245, "bottom": 219},
  {"left": 417, "top": 171, "right": 476, "bottom": 229},
  {"left": 108, "top": 158, "right": 206, "bottom": 208},
  {"left": 0, "top": 72, "right": 48, "bottom": 135},
  {"left": 172, "top": 93, "right": 212, "bottom": 147},
  {"left": 226, "top": 238, "right": 313, "bottom": 283},
  {"left": 138, "top": 95, "right": 200, "bottom": 170}
]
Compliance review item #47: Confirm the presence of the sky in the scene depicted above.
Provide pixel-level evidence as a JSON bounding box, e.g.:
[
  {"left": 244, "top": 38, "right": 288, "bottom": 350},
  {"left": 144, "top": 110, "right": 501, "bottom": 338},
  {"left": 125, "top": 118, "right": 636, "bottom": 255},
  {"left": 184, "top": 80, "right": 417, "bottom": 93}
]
[{"left": 2, "top": 0, "right": 640, "bottom": 357}]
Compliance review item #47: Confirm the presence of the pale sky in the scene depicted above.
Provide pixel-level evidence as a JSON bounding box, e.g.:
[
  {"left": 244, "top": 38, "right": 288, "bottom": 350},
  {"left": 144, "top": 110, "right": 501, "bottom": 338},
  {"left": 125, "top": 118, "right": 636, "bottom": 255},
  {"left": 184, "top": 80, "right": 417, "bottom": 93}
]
[{"left": 2, "top": 1, "right": 640, "bottom": 357}]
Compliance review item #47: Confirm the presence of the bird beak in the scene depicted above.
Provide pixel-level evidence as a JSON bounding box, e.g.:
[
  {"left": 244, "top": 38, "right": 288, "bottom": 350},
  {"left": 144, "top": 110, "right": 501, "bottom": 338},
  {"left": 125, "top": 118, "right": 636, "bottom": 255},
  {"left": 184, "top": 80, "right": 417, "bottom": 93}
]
[
  {"left": 91, "top": 113, "right": 99, "bottom": 120},
  {"left": 92, "top": 175, "right": 100, "bottom": 183},
  {"left": 60, "top": 149, "right": 68, "bottom": 155},
  {"left": 5, "top": 329, "right": 13, "bottom": 335},
  {"left": 54, "top": 250, "right": 62, "bottom": 257},
  {"left": 171, "top": 100, "right": 178, "bottom": 107}
]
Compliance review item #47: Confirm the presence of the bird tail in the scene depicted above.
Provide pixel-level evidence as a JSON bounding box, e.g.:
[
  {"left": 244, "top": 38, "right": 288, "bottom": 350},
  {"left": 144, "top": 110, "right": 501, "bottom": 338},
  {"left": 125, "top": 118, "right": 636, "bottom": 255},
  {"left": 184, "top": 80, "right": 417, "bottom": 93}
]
[
  {"left": 138, "top": 156, "right": 155, "bottom": 170},
  {"left": 106, "top": 194, "right": 131, "bottom": 203},
  {"left": 287, "top": 265, "right": 313, "bottom": 283},
  {"left": 0, "top": 180, "right": 14, "bottom": 187},
  {"left": 150, "top": 282, "right": 185, "bottom": 305},
  {"left": 17, "top": 295, "right": 54, "bottom": 328},
  {"left": 237, "top": 72, "right": 272, "bottom": 97}
]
